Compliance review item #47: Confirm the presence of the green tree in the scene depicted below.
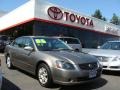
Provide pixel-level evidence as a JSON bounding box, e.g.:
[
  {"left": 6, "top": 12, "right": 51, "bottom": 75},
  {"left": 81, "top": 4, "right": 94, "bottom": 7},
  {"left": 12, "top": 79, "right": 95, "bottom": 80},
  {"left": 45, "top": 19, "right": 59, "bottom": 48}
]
[
  {"left": 102, "top": 17, "right": 107, "bottom": 21},
  {"left": 110, "top": 13, "right": 120, "bottom": 25},
  {"left": 92, "top": 9, "right": 102, "bottom": 19},
  {"left": 119, "top": 18, "right": 120, "bottom": 25},
  {"left": 92, "top": 9, "right": 107, "bottom": 21}
]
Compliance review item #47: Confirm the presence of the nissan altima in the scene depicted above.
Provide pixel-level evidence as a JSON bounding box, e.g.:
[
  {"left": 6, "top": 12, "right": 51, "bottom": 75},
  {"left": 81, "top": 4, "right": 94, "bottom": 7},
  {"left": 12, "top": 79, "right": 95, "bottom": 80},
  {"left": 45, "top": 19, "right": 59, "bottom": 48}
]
[{"left": 5, "top": 36, "right": 102, "bottom": 87}]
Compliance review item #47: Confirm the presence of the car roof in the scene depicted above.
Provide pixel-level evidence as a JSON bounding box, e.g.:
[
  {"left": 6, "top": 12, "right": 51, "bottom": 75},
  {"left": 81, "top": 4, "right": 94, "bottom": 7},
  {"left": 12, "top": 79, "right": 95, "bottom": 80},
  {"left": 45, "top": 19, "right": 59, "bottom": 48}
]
[
  {"left": 18, "top": 36, "right": 58, "bottom": 39},
  {"left": 18, "top": 36, "right": 79, "bottom": 39},
  {"left": 53, "top": 36, "right": 79, "bottom": 39}
]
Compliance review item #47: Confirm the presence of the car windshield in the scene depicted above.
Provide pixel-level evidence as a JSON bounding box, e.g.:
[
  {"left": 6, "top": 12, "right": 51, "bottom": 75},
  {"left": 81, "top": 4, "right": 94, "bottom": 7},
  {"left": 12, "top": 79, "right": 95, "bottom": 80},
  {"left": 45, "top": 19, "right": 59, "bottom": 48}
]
[
  {"left": 33, "top": 37, "right": 73, "bottom": 51},
  {"left": 100, "top": 42, "right": 120, "bottom": 50},
  {"left": 0, "top": 36, "right": 8, "bottom": 41}
]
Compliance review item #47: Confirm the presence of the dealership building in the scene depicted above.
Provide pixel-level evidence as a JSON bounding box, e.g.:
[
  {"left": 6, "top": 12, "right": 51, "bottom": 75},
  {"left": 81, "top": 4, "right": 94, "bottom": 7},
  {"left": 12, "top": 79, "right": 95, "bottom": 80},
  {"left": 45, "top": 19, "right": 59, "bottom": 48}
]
[{"left": 0, "top": 0, "right": 120, "bottom": 48}]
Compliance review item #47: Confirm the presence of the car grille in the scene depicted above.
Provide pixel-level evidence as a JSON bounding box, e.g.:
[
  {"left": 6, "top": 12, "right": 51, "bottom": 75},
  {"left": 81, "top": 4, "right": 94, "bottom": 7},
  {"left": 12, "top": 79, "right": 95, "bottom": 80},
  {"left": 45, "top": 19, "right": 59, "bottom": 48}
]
[
  {"left": 103, "top": 66, "right": 107, "bottom": 68},
  {"left": 110, "top": 66, "right": 120, "bottom": 69},
  {"left": 79, "top": 62, "right": 98, "bottom": 70}
]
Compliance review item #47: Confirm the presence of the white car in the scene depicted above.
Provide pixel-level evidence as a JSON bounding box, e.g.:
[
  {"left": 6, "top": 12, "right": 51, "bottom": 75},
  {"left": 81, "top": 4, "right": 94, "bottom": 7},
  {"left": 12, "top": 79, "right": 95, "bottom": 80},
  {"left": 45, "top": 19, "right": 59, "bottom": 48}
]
[
  {"left": 55, "top": 37, "right": 82, "bottom": 52},
  {"left": 89, "top": 41, "right": 120, "bottom": 71},
  {"left": 0, "top": 59, "right": 2, "bottom": 89}
]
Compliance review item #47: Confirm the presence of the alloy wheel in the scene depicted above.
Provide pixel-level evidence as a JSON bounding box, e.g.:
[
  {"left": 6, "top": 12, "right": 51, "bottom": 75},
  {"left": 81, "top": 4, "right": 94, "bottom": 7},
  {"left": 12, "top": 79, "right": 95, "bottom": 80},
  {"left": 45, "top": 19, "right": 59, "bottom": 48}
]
[
  {"left": 7, "top": 56, "right": 11, "bottom": 68},
  {"left": 38, "top": 67, "right": 48, "bottom": 85}
]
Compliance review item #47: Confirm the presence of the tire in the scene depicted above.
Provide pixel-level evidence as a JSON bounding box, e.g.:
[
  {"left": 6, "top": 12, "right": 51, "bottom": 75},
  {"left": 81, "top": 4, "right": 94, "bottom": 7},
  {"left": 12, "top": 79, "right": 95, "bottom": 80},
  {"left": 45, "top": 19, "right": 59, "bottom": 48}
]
[
  {"left": 6, "top": 55, "right": 14, "bottom": 69},
  {"left": 37, "top": 63, "right": 53, "bottom": 88}
]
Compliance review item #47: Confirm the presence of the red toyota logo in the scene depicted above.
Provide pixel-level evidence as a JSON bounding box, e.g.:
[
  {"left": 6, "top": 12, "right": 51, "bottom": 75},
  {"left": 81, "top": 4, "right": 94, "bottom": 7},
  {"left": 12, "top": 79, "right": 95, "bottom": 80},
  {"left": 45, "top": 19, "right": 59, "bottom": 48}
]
[{"left": 48, "top": 7, "right": 63, "bottom": 20}]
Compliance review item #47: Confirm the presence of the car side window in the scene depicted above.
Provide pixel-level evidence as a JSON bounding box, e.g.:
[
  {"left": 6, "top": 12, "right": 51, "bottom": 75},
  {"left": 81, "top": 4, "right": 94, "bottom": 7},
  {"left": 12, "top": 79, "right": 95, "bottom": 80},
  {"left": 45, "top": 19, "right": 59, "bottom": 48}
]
[
  {"left": 111, "top": 42, "right": 120, "bottom": 50},
  {"left": 13, "top": 37, "right": 24, "bottom": 48},
  {"left": 23, "top": 38, "right": 34, "bottom": 48},
  {"left": 101, "top": 42, "right": 111, "bottom": 49}
]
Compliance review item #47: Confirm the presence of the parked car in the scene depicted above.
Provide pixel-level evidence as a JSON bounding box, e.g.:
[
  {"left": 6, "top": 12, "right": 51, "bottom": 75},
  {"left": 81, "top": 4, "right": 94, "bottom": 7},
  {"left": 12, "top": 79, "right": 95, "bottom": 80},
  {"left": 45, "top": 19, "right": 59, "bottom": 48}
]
[
  {"left": 0, "top": 35, "right": 10, "bottom": 52},
  {"left": 55, "top": 37, "right": 82, "bottom": 52},
  {"left": 89, "top": 41, "right": 120, "bottom": 71},
  {"left": 0, "top": 59, "right": 2, "bottom": 90},
  {"left": 5, "top": 36, "right": 102, "bottom": 88}
]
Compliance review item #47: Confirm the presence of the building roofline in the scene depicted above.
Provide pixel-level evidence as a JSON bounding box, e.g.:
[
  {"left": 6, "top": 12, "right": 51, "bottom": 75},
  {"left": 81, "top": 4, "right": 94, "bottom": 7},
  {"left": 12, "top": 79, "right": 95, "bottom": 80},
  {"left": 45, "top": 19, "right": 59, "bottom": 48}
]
[{"left": 0, "top": 17, "right": 120, "bottom": 37}]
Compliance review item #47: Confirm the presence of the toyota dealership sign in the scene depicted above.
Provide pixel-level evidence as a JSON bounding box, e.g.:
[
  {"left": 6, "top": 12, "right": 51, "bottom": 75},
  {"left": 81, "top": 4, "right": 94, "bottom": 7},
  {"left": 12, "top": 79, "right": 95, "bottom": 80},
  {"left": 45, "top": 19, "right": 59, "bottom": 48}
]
[{"left": 48, "top": 6, "right": 94, "bottom": 27}]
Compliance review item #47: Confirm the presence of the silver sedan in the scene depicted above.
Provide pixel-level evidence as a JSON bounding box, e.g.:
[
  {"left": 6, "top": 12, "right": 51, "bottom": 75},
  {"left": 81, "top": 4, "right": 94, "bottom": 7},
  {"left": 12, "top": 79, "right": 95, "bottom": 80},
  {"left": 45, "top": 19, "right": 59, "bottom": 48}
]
[{"left": 89, "top": 41, "right": 120, "bottom": 71}]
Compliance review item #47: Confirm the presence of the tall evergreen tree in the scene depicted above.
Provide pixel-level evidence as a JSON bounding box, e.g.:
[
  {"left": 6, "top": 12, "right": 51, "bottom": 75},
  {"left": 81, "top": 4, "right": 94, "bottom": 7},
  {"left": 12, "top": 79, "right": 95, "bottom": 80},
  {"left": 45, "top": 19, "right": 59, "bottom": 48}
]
[
  {"left": 92, "top": 9, "right": 107, "bottom": 21},
  {"left": 110, "top": 13, "right": 119, "bottom": 25},
  {"left": 119, "top": 18, "right": 120, "bottom": 25},
  {"left": 92, "top": 9, "right": 102, "bottom": 19},
  {"left": 102, "top": 17, "right": 107, "bottom": 21}
]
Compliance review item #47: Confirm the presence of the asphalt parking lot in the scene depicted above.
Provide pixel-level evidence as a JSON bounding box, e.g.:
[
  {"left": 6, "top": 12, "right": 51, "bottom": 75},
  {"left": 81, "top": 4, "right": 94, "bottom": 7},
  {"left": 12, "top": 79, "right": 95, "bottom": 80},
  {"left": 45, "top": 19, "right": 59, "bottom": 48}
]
[{"left": 1, "top": 53, "right": 120, "bottom": 90}]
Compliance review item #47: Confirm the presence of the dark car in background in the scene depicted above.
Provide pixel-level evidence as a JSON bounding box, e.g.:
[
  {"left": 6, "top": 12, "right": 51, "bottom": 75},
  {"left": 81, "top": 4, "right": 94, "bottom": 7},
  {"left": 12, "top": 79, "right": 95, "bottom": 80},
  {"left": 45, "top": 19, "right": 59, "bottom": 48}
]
[{"left": 0, "top": 35, "right": 10, "bottom": 52}]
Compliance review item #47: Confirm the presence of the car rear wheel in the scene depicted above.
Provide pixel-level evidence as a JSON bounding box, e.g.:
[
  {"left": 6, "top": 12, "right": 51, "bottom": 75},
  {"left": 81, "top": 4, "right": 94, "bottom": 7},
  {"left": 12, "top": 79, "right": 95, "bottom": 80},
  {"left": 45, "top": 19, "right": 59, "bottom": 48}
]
[
  {"left": 37, "top": 63, "right": 53, "bottom": 88},
  {"left": 6, "top": 56, "right": 14, "bottom": 69}
]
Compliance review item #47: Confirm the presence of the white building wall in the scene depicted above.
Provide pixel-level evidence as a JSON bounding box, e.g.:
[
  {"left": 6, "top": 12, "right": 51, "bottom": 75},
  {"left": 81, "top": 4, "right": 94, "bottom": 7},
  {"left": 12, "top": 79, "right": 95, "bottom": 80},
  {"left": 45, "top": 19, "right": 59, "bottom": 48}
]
[{"left": 0, "top": 0, "right": 35, "bottom": 31}]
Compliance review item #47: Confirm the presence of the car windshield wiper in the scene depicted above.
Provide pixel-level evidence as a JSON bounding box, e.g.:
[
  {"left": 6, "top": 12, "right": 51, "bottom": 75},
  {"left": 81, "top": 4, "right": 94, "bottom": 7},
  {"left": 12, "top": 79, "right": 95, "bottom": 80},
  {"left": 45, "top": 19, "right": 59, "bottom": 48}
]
[{"left": 40, "top": 49, "right": 53, "bottom": 51}]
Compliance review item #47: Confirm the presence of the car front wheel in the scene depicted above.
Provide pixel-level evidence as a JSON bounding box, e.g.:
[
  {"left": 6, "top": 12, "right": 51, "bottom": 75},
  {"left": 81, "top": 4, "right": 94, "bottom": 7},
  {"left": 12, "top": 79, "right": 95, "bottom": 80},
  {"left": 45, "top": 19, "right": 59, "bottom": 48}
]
[{"left": 37, "top": 63, "right": 53, "bottom": 88}]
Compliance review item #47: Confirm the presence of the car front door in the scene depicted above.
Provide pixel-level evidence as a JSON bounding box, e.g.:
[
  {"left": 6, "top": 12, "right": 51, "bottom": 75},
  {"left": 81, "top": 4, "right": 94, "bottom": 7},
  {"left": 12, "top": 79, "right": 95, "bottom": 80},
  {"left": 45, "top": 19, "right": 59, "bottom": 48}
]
[
  {"left": 18, "top": 37, "right": 36, "bottom": 74},
  {"left": 11, "top": 37, "right": 25, "bottom": 67}
]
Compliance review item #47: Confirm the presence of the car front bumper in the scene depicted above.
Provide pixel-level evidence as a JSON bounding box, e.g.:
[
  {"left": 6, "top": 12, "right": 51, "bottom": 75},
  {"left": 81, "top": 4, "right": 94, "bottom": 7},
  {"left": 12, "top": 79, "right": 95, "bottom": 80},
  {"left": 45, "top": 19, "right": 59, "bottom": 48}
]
[
  {"left": 52, "top": 67, "right": 102, "bottom": 85},
  {"left": 101, "top": 62, "right": 120, "bottom": 71}
]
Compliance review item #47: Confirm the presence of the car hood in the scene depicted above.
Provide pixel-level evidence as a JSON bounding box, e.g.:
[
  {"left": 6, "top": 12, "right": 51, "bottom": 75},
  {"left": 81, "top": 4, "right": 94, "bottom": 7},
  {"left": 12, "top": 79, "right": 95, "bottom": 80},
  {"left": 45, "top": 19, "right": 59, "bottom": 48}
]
[
  {"left": 89, "top": 49, "right": 120, "bottom": 57},
  {"left": 44, "top": 51, "right": 97, "bottom": 64}
]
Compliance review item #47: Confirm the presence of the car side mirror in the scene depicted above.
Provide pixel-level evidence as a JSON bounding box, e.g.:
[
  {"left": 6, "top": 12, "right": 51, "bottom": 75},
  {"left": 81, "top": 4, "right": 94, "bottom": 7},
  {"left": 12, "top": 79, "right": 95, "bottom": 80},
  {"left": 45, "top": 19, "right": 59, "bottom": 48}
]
[
  {"left": 65, "top": 41, "right": 67, "bottom": 44},
  {"left": 24, "top": 46, "right": 34, "bottom": 51}
]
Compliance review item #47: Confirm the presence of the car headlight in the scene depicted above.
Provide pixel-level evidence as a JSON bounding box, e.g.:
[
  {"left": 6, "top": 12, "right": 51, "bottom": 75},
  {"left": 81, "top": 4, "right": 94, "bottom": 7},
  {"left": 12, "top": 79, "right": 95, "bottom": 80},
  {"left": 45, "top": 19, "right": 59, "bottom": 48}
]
[
  {"left": 96, "top": 56, "right": 112, "bottom": 62},
  {"left": 112, "top": 57, "right": 120, "bottom": 61},
  {"left": 56, "top": 60, "right": 75, "bottom": 70},
  {"left": 97, "top": 61, "right": 102, "bottom": 68}
]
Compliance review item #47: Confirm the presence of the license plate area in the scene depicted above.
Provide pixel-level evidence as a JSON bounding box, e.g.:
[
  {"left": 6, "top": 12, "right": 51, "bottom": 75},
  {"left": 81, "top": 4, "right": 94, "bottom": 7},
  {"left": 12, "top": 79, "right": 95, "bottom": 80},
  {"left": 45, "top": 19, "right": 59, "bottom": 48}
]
[{"left": 89, "top": 70, "right": 97, "bottom": 78}]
